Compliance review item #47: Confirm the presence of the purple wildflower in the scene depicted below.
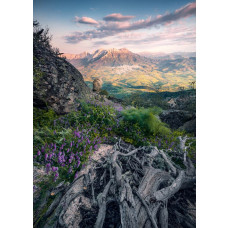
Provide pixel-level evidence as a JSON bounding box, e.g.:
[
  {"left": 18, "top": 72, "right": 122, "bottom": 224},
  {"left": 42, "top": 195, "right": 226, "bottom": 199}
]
[
  {"left": 74, "top": 131, "right": 81, "bottom": 138},
  {"left": 46, "top": 163, "right": 51, "bottom": 174},
  {"left": 54, "top": 172, "right": 59, "bottom": 182},
  {"left": 52, "top": 167, "right": 58, "bottom": 172},
  {"left": 68, "top": 166, "right": 73, "bottom": 174}
]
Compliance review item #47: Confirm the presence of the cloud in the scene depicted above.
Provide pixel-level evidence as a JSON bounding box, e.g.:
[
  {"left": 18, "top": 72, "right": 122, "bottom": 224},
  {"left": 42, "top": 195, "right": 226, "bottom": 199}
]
[
  {"left": 99, "top": 2, "right": 196, "bottom": 31},
  {"left": 97, "top": 25, "right": 195, "bottom": 49},
  {"left": 66, "top": 2, "right": 196, "bottom": 44},
  {"left": 120, "top": 30, "right": 195, "bottom": 46},
  {"left": 103, "top": 13, "right": 135, "bottom": 22},
  {"left": 75, "top": 16, "right": 98, "bottom": 25},
  {"left": 65, "top": 30, "right": 116, "bottom": 44},
  {"left": 109, "top": 25, "right": 196, "bottom": 47},
  {"left": 93, "top": 40, "right": 111, "bottom": 46}
]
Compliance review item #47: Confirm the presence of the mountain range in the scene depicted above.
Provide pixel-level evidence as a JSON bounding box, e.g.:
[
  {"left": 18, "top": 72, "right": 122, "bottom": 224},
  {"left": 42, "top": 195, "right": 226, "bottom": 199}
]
[
  {"left": 62, "top": 48, "right": 196, "bottom": 97},
  {"left": 138, "top": 51, "right": 196, "bottom": 60}
]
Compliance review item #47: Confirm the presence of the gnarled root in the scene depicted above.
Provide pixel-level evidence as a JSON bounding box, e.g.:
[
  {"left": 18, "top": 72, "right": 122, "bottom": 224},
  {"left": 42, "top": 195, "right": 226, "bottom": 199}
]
[{"left": 36, "top": 138, "right": 195, "bottom": 228}]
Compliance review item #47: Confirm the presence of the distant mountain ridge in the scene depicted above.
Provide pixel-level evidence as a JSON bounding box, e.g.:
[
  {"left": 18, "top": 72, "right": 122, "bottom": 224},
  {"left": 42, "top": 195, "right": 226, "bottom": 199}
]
[
  {"left": 62, "top": 48, "right": 150, "bottom": 68},
  {"left": 63, "top": 49, "right": 195, "bottom": 62},
  {"left": 138, "top": 51, "right": 196, "bottom": 60}
]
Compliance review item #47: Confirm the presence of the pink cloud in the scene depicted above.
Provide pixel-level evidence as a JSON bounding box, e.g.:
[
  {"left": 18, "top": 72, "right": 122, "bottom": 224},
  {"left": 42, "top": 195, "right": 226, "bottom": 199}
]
[
  {"left": 103, "top": 13, "right": 135, "bottom": 22},
  {"left": 175, "top": 2, "right": 196, "bottom": 16},
  {"left": 75, "top": 16, "right": 98, "bottom": 25},
  {"left": 66, "top": 2, "right": 196, "bottom": 44}
]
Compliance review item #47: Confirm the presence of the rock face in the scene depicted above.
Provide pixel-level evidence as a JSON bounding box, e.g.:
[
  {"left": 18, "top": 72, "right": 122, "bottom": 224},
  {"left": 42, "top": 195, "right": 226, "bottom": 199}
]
[
  {"left": 163, "top": 93, "right": 196, "bottom": 135},
  {"left": 33, "top": 26, "right": 91, "bottom": 114},
  {"left": 93, "top": 78, "right": 102, "bottom": 92},
  {"left": 160, "top": 110, "right": 196, "bottom": 135},
  {"left": 179, "top": 118, "right": 196, "bottom": 134}
]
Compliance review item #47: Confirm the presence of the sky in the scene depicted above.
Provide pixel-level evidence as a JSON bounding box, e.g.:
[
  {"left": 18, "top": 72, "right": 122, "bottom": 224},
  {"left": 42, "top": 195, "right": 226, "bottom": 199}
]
[{"left": 34, "top": 0, "right": 196, "bottom": 54}]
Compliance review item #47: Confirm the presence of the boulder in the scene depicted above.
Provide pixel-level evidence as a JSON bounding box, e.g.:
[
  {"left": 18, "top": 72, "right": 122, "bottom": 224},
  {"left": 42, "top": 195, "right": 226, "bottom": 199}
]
[
  {"left": 179, "top": 118, "right": 196, "bottom": 135},
  {"left": 93, "top": 78, "right": 102, "bottom": 92},
  {"left": 33, "top": 30, "right": 92, "bottom": 114},
  {"left": 167, "top": 98, "right": 177, "bottom": 108}
]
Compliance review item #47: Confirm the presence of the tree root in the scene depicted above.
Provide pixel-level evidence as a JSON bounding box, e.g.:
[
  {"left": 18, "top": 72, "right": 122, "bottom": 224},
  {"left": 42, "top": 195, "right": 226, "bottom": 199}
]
[{"left": 35, "top": 138, "right": 195, "bottom": 228}]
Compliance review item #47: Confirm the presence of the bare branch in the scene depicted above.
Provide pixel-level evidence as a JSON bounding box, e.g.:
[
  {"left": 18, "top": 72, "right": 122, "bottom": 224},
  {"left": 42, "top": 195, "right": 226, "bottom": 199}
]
[
  {"left": 159, "top": 149, "right": 177, "bottom": 175},
  {"left": 153, "top": 171, "right": 185, "bottom": 201}
]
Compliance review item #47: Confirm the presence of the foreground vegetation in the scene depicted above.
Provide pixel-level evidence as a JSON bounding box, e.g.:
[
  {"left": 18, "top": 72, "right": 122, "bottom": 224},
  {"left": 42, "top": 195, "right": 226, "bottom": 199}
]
[
  {"left": 34, "top": 98, "right": 195, "bottom": 186},
  {"left": 34, "top": 98, "right": 196, "bottom": 227}
]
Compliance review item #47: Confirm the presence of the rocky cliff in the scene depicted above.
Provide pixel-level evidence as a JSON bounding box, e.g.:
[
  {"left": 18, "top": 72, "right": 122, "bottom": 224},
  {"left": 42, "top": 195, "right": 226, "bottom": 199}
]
[{"left": 33, "top": 22, "right": 91, "bottom": 114}]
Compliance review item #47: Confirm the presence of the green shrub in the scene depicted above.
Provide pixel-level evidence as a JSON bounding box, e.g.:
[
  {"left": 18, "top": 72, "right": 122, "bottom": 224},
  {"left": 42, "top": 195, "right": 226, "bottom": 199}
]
[
  {"left": 33, "top": 107, "right": 58, "bottom": 129},
  {"left": 124, "top": 92, "right": 169, "bottom": 109},
  {"left": 121, "top": 107, "right": 171, "bottom": 136},
  {"left": 99, "top": 89, "right": 109, "bottom": 96}
]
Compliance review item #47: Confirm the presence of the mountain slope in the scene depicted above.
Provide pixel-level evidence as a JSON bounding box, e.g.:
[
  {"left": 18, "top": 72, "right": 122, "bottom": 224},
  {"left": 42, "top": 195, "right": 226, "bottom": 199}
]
[{"left": 62, "top": 48, "right": 196, "bottom": 98}]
